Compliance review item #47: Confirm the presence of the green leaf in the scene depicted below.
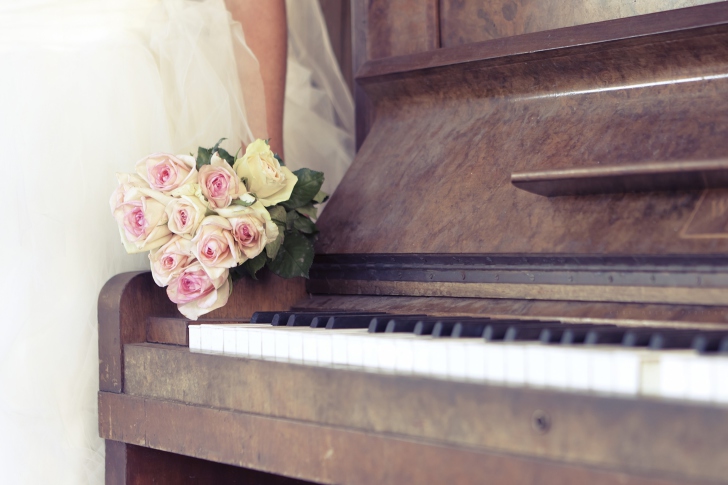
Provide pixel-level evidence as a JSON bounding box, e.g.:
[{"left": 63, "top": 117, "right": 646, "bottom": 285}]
[
  {"left": 281, "top": 168, "right": 325, "bottom": 210},
  {"left": 287, "top": 210, "right": 318, "bottom": 234},
  {"left": 265, "top": 230, "right": 284, "bottom": 260},
  {"left": 217, "top": 147, "right": 235, "bottom": 166},
  {"left": 267, "top": 205, "right": 287, "bottom": 224},
  {"left": 267, "top": 231, "right": 314, "bottom": 279},
  {"left": 295, "top": 203, "right": 318, "bottom": 221},
  {"left": 313, "top": 190, "right": 329, "bottom": 204},
  {"left": 285, "top": 210, "right": 296, "bottom": 230},
  {"left": 212, "top": 137, "right": 226, "bottom": 154},
  {"left": 241, "top": 252, "right": 268, "bottom": 280},
  {"left": 196, "top": 147, "right": 212, "bottom": 170}
]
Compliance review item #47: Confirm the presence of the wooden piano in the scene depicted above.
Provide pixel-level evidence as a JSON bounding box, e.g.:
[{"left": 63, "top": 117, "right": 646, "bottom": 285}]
[{"left": 99, "top": 1, "right": 728, "bottom": 483}]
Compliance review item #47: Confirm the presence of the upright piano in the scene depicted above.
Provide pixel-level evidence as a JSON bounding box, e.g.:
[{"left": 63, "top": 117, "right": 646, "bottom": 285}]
[{"left": 99, "top": 1, "right": 728, "bottom": 483}]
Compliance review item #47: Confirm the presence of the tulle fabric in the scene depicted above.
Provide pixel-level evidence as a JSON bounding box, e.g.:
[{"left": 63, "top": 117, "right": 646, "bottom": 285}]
[{"left": 0, "top": 0, "right": 353, "bottom": 483}]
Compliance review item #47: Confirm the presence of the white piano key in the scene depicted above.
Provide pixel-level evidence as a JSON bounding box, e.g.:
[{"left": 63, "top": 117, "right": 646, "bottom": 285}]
[
  {"left": 483, "top": 343, "right": 505, "bottom": 383},
  {"left": 288, "top": 331, "right": 304, "bottom": 363},
  {"left": 188, "top": 325, "right": 201, "bottom": 351},
  {"left": 376, "top": 336, "right": 398, "bottom": 372},
  {"left": 446, "top": 340, "right": 469, "bottom": 381},
  {"left": 544, "top": 346, "right": 568, "bottom": 389},
  {"left": 317, "top": 331, "right": 334, "bottom": 366},
  {"left": 346, "top": 333, "right": 366, "bottom": 368},
  {"left": 394, "top": 337, "right": 415, "bottom": 374},
  {"left": 566, "top": 348, "right": 591, "bottom": 392},
  {"left": 686, "top": 356, "right": 713, "bottom": 402},
  {"left": 639, "top": 351, "right": 661, "bottom": 397},
  {"left": 504, "top": 344, "right": 527, "bottom": 386},
  {"left": 260, "top": 328, "right": 277, "bottom": 359},
  {"left": 331, "top": 332, "right": 349, "bottom": 366},
  {"left": 713, "top": 357, "right": 728, "bottom": 404},
  {"left": 274, "top": 328, "right": 292, "bottom": 362},
  {"left": 223, "top": 327, "right": 237, "bottom": 354},
  {"left": 200, "top": 325, "right": 225, "bottom": 353},
  {"left": 235, "top": 326, "right": 249, "bottom": 356},
  {"left": 612, "top": 350, "right": 640, "bottom": 395},
  {"left": 248, "top": 327, "right": 263, "bottom": 358},
  {"left": 429, "top": 339, "right": 449, "bottom": 378},
  {"left": 525, "top": 345, "right": 547, "bottom": 388},
  {"left": 465, "top": 341, "right": 487, "bottom": 382},
  {"left": 411, "top": 338, "right": 434, "bottom": 376},
  {"left": 362, "top": 335, "right": 380, "bottom": 370},
  {"left": 302, "top": 332, "right": 319, "bottom": 364},
  {"left": 660, "top": 353, "right": 690, "bottom": 399},
  {"left": 589, "top": 349, "right": 615, "bottom": 394}
]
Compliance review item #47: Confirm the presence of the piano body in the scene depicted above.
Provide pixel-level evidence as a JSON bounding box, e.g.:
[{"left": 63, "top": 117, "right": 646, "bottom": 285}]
[{"left": 99, "top": 1, "right": 728, "bottom": 483}]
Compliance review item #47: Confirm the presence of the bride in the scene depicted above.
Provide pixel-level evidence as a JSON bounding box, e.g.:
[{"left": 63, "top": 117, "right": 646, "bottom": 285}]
[{"left": 0, "top": 0, "right": 353, "bottom": 483}]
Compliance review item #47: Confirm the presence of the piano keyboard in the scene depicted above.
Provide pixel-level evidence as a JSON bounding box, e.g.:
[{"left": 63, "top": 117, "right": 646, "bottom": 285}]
[{"left": 188, "top": 312, "right": 728, "bottom": 405}]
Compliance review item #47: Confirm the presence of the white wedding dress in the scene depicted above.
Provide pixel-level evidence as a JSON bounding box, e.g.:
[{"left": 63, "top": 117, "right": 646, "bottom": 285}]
[{"left": 0, "top": 1, "right": 354, "bottom": 483}]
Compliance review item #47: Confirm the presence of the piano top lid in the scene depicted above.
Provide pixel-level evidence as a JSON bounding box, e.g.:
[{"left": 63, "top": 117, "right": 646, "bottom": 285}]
[{"left": 315, "top": 4, "right": 728, "bottom": 258}]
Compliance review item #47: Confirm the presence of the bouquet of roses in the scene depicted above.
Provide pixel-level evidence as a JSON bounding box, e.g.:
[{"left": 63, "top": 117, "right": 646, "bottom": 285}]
[{"left": 110, "top": 139, "right": 326, "bottom": 319}]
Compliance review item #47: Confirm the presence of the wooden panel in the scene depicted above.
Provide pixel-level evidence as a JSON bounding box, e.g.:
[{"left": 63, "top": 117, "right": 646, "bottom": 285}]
[
  {"left": 99, "top": 391, "right": 702, "bottom": 485},
  {"left": 293, "top": 294, "right": 728, "bottom": 327},
  {"left": 512, "top": 159, "right": 728, "bottom": 196},
  {"left": 317, "top": 7, "right": 728, "bottom": 256},
  {"left": 99, "top": 272, "right": 178, "bottom": 393},
  {"left": 366, "top": 0, "right": 439, "bottom": 59},
  {"left": 105, "top": 440, "right": 316, "bottom": 485},
  {"left": 440, "top": 0, "right": 722, "bottom": 47},
  {"left": 307, "top": 279, "right": 728, "bottom": 306},
  {"left": 99, "top": 270, "right": 305, "bottom": 392},
  {"left": 122, "top": 344, "right": 728, "bottom": 483},
  {"left": 147, "top": 317, "right": 189, "bottom": 346},
  {"left": 204, "top": 271, "right": 307, "bottom": 320}
]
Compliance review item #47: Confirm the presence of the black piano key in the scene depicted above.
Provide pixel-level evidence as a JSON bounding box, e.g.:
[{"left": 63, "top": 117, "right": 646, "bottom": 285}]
[
  {"left": 250, "top": 311, "right": 279, "bottom": 323},
  {"left": 584, "top": 328, "right": 630, "bottom": 345},
  {"left": 410, "top": 317, "right": 468, "bottom": 336},
  {"left": 326, "top": 313, "right": 416, "bottom": 330},
  {"left": 432, "top": 321, "right": 461, "bottom": 338},
  {"left": 289, "top": 313, "right": 337, "bottom": 327},
  {"left": 560, "top": 326, "right": 616, "bottom": 345},
  {"left": 539, "top": 324, "right": 616, "bottom": 344},
  {"left": 647, "top": 330, "right": 703, "bottom": 350},
  {"left": 505, "top": 325, "right": 554, "bottom": 341},
  {"left": 452, "top": 322, "right": 490, "bottom": 338},
  {"left": 690, "top": 331, "right": 728, "bottom": 354},
  {"left": 271, "top": 312, "right": 296, "bottom": 326},
  {"left": 482, "top": 320, "right": 555, "bottom": 341},
  {"left": 622, "top": 330, "right": 654, "bottom": 347}
]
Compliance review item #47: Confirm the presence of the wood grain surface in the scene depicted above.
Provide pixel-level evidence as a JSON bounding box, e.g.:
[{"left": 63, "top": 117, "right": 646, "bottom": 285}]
[
  {"left": 292, "top": 293, "right": 728, "bottom": 328},
  {"left": 105, "top": 440, "right": 315, "bottom": 485},
  {"left": 100, "top": 390, "right": 707, "bottom": 485},
  {"left": 318, "top": 6, "right": 728, "bottom": 256},
  {"left": 440, "top": 0, "right": 722, "bottom": 46}
]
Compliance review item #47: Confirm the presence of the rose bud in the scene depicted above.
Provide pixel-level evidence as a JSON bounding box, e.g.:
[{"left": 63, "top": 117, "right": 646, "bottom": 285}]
[
  {"left": 233, "top": 139, "right": 297, "bottom": 206},
  {"left": 166, "top": 263, "right": 230, "bottom": 320},
  {"left": 199, "top": 153, "right": 244, "bottom": 209},
  {"left": 191, "top": 216, "right": 240, "bottom": 278},
  {"left": 135, "top": 153, "right": 198, "bottom": 193},
  {"left": 149, "top": 236, "right": 194, "bottom": 287}
]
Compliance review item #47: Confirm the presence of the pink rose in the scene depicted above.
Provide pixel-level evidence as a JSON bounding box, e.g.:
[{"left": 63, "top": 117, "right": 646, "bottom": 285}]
[
  {"left": 109, "top": 173, "right": 148, "bottom": 211},
  {"left": 149, "top": 236, "right": 194, "bottom": 287},
  {"left": 166, "top": 262, "right": 230, "bottom": 320},
  {"left": 191, "top": 216, "right": 240, "bottom": 278},
  {"left": 198, "top": 153, "right": 244, "bottom": 209},
  {"left": 112, "top": 185, "right": 172, "bottom": 253},
  {"left": 165, "top": 195, "right": 207, "bottom": 237},
  {"left": 223, "top": 203, "right": 279, "bottom": 259},
  {"left": 136, "top": 153, "right": 197, "bottom": 193}
]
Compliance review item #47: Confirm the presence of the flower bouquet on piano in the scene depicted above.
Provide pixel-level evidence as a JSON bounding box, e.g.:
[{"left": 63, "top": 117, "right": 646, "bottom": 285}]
[{"left": 110, "top": 139, "right": 327, "bottom": 319}]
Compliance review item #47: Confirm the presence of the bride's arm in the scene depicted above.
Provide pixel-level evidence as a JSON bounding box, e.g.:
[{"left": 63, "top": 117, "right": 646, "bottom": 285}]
[{"left": 226, "top": 0, "right": 287, "bottom": 158}]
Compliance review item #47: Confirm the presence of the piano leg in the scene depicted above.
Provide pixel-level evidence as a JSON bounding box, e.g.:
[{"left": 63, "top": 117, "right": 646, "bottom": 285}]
[{"left": 105, "top": 440, "right": 317, "bottom": 485}]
